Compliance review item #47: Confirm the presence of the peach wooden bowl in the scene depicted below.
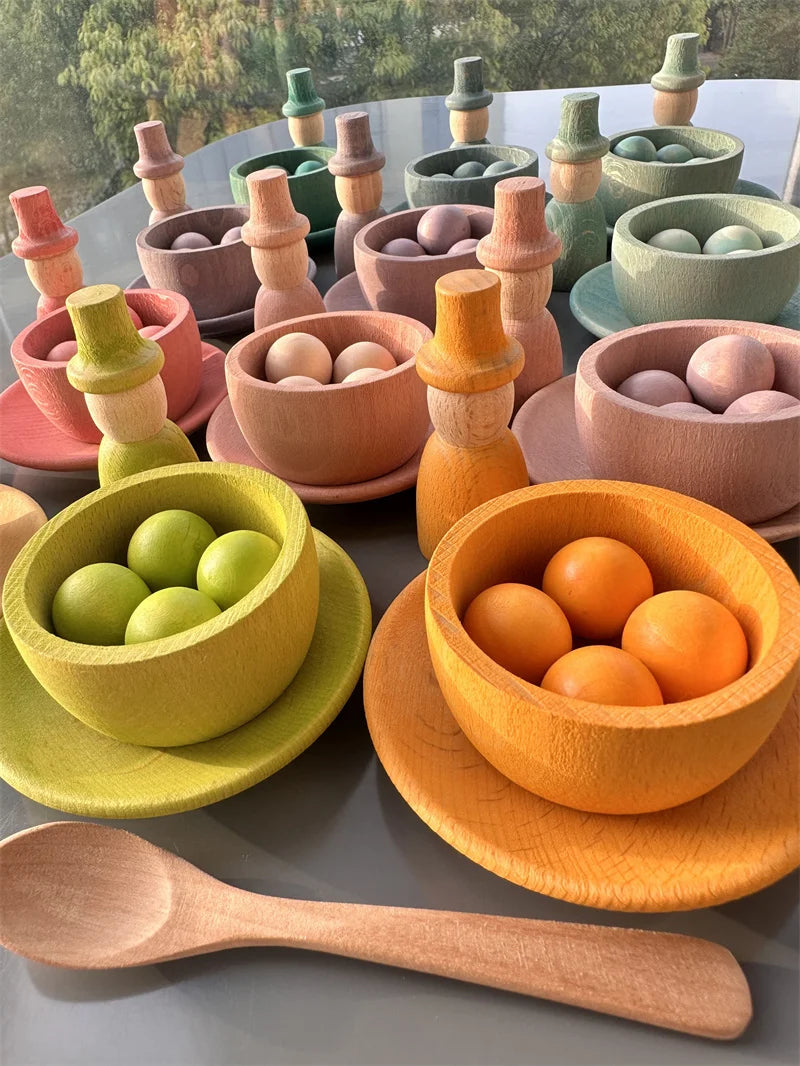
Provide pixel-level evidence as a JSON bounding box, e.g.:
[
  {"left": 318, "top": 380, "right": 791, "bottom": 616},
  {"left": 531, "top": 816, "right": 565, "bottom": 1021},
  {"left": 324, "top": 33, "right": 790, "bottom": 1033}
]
[
  {"left": 10, "top": 289, "right": 204, "bottom": 444},
  {"left": 575, "top": 320, "right": 800, "bottom": 525},
  {"left": 425, "top": 481, "right": 800, "bottom": 816},
  {"left": 352, "top": 206, "right": 494, "bottom": 330},
  {"left": 2, "top": 463, "right": 319, "bottom": 748},
  {"left": 225, "top": 311, "right": 431, "bottom": 486},
  {"left": 136, "top": 206, "right": 259, "bottom": 320}
]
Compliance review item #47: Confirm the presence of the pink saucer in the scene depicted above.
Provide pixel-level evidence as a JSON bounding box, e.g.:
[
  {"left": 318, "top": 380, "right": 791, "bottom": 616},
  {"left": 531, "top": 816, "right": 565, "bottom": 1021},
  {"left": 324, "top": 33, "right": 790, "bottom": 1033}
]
[
  {"left": 323, "top": 272, "right": 370, "bottom": 313},
  {"left": 206, "top": 397, "right": 423, "bottom": 504},
  {"left": 0, "top": 344, "right": 227, "bottom": 472},
  {"left": 511, "top": 374, "right": 800, "bottom": 545}
]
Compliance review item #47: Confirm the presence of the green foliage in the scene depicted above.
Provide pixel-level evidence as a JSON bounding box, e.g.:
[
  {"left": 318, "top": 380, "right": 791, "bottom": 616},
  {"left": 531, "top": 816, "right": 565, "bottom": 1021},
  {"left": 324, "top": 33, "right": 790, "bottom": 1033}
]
[{"left": 716, "top": 1, "right": 800, "bottom": 80}]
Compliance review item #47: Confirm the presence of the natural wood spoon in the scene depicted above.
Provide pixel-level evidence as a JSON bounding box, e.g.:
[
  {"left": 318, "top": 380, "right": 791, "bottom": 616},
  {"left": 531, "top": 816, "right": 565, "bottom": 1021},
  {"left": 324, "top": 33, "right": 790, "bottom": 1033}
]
[{"left": 0, "top": 822, "right": 752, "bottom": 1040}]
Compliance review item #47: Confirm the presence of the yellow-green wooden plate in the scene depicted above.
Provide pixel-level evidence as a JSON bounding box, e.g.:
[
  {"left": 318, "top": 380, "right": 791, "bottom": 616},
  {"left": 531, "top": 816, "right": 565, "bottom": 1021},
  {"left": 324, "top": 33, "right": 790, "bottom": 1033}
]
[{"left": 0, "top": 531, "right": 370, "bottom": 818}]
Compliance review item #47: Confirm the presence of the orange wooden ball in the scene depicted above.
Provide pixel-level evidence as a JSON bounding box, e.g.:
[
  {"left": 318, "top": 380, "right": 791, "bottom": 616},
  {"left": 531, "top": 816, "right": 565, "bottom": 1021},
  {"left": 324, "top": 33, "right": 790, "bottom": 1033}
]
[
  {"left": 463, "top": 582, "right": 572, "bottom": 685},
  {"left": 542, "top": 536, "right": 654, "bottom": 641},
  {"left": 622, "top": 590, "right": 749, "bottom": 702},
  {"left": 541, "top": 646, "right": 664, "bottom": 706}
]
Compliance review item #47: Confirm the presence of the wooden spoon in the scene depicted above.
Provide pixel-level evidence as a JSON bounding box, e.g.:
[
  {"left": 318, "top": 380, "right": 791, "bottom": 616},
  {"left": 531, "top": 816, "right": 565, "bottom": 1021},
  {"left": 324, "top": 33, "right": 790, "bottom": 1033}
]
[{"left": 0, "top": 822, "right": 752, "bottom": 1039}]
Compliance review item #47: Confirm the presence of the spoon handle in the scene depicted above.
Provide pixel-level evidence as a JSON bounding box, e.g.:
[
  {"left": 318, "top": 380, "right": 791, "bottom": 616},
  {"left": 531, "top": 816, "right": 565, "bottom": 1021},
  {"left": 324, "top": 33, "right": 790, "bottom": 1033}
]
[{"left": 261, "top": 902, "right": 750, "bottom": 1039}]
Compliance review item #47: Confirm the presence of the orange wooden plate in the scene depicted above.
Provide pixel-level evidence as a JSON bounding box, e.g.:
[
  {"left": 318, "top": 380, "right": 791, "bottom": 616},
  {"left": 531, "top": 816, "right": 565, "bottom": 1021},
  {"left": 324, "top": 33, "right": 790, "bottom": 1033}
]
[
  {"left": 206, "top": 396, "right": 424, "bottom": 504},
  {"left": 511, "top": 375, "right": 800, "bottom": 544},
  {"left": 0, "top": 344, "right": 227, "bottom": 472},
  {"left": 363, "top": 573, "right": 800, "bottom": 912}
]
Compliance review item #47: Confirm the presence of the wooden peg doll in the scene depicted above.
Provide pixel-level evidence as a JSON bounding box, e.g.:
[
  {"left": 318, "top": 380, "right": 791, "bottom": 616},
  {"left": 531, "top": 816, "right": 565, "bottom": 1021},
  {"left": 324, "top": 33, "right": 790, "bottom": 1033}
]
[
  {"left": 133, "top": 120, "right": 190, "bottom": 224},
  {"left": 329, "top": 111, "right": 386, "bottom": 278},
  {"left": 651, "top": 32, "right": 705, "bottom": 126},
  {"left": 66, "top": 284, "right": 197, "bottom": 486},
  {"left": 445, "top": 56, "right": 493, "bottom": 147},
  {"left": 544, "top": 92, "right": 610, "bottom": 292},
  {"left": 10, "top": 186, "right": 83, "bottom": 319},
  {"left": 283, "top": 67, "right": 326, "bottom": 147},
  {"left": 241, "top": 168, "right": 324, "bottom": 331},
  {"left": 415, "top": 270, "right": 529, "bottom": 560},
  {"left": 477, "top": 176, "right": 562, "bottom": 411}
]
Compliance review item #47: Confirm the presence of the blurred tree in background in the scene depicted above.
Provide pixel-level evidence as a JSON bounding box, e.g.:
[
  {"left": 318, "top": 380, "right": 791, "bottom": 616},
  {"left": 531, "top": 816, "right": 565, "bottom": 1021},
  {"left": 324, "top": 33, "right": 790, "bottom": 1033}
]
[{"left": 1, "top": 0, "right": 797, "bottom": 253}]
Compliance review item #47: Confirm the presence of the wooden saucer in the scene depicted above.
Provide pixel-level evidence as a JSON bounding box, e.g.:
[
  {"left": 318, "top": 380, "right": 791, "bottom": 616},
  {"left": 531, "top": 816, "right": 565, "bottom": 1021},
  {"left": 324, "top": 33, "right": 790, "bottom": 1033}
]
[
  {"left": 733, "top": 177, "right": 781, "bottom": 200},
  {"left": 206, "top": 397, "right": 424, "bottom": 504},
  {"left": 0, "top": 344, "right": 227, "bottom": 472},
  {"left": 0, "top": 531, "right": 370, "bottom": 819},
  {"left": 364, "top": 573, "right": 799, "bottom": 912},
  {"left": 511, "top": 374, "right": 800, "bottom": 544},
  {"left": 323, "top": 271, "right": 370, "bottom": 313},
  {"left": 570, "top": 261, "right": 800, "bottom": 339}
]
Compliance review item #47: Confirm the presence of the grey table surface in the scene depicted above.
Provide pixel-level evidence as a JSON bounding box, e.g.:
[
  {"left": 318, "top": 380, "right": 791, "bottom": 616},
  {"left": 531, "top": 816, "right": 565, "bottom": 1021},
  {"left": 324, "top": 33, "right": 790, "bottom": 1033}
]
[{"left": 1, "top": 81, "right": 799, "bottom": 1066}]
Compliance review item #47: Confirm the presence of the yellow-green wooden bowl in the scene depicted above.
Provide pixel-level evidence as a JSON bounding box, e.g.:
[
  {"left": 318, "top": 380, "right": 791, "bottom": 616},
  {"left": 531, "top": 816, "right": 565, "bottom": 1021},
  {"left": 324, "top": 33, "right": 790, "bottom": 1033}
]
[{"left": 2, "top": 463, "right": 319, "bottom": 748}]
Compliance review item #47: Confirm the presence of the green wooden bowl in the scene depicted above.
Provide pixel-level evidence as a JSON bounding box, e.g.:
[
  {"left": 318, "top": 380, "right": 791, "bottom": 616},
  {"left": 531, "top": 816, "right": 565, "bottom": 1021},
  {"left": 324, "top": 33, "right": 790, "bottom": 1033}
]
[
  {"left": 598, "top": 126, "right": 743, "bottom": 225},
  {"left": 404, "top": 145, "right": 538, "bottom": 209},
  {"left": 2, "top": 463, "right": 319, "bottom": 748},
  {"left": 612, "top": 194, "right": 800, "bottom": 325},
  {"left": 229, "top": 146, "right": 339, "bottom": 234}
]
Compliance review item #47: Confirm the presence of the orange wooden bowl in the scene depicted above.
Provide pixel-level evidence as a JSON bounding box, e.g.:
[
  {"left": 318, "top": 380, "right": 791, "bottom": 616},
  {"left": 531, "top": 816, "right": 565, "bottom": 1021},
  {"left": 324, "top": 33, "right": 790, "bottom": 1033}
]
[
  {"left": 10, "top": 289, "right": 204, "bottom": 444},
  {"left": 425, "top": 481, "right": 800, "bottom": 815},
  {"left": 225, "top": 311, "right": 432, "bottom": 486},
  {"left": 353, "top": 206, "right": 494, "bottom": 329},
  {"left": 575, "top": 320, "right": 800, "bottom": 525}
]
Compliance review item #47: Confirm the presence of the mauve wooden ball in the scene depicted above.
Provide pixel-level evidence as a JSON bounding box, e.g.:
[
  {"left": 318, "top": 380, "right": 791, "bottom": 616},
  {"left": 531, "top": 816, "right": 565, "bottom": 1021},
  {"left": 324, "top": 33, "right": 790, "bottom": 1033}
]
[
  {"left": 139, "top": 325, "right": 163, "bottom": 339},
  {"left": 332, "top": 341, "right": 396, "bottom": 383},
  {"left": 342, "top": 367, "right": 386, "bottom": 384},
  {"left": 725, "top": 389, "right": 800, "bottom": 416},
  {"left": 46, "top": 339, "right": 78, "bottom": 362},
  {"left": 416, "top": 206, "right": 471, "bottom": 256},
  {"left": 171, "top": 231, "right": 213, "bottom": 250},
  {"left": 660, "top": 401, "right": 714, "bottom": 415},
  {"left": 448, "top": 238, "right": 479, "bottom": 254},
  {"left": 617, "top": 370, "right": 692, "bottom": 406},
  {"left": 380, "top": 238, "right": 426, "bottom": 257},
  {"left": 265, "top": 332, "right": 333, "bottom": 384},
  {"left": 127, "top": 307, "right": 144, "bottom": 329},
  {"left": 686, "top": 335, "right": 775, "bottom": 413},
  {"left": 220, "top": 226, "right": 243, "bottom": 245}
]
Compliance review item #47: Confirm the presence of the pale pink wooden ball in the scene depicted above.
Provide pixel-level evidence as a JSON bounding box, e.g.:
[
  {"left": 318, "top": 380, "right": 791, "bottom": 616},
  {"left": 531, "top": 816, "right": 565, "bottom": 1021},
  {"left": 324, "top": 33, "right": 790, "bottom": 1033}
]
[
  {"left": 617, "top": 370, "right": 692, "bottom": 406},
  {"left": 276, "top": 375, "right": 324, "bottom": 388},
  {"left": 416, "top": 206, "right": 471, "bottom": 256},
  {"left": 139, "top": 325, "right": 163, "bottom": 339},
  {"left": 266, "top": 332, "right": 333, "bottom": 384},
  {"left": 686, "top": 335, "right": 775, "bottom": 413},
  {"left": 380, "top": 238, "right": 426, "bottom": 257},
  {"left": 448, "top": 238, "right": 479, "bottom": 254},
  {"left": 220, "top": 226, "right": 243, "bottom": 245},
  {"left": 659, "top": 401, "right": 714, "bottom": 416},
  {"left": 46, "top": 339, "right": 78, "bottom": 362},
  {"left": 332, "top": 341, "right": 396, "bottom": 383},
  {"left": 127, "top": 307, "right": 144, "bottom": 329},
  {"left": 724, "top": 389, "right": 800, "bottom": 416},
  {"left": 171, "top": 231, "right": 213, "bottom": 250},
  {"left": 342, "top": 367, "right": 386, "bottom": 384}
]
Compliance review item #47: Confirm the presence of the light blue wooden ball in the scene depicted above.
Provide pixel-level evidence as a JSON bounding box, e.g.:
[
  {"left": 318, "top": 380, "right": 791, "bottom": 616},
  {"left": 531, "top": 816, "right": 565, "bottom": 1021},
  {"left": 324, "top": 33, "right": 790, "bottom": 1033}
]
[
  {"left": 483, "top": 160, "right": 518, "bottom": 176},
  {"left": 613, "top": 136, "right": 657, "bottom": 162},
  {"left": 702, "top": 225, "right": 763, "bottom": 255},
  {"left": 655, "top": 143, "right": 693, "bottom": 164},
  {"left": 452, "top": 160, "right": 487, "bottom": 178},
  {"left": 647, "top": 228, "right": 702, "bottom": 253}
]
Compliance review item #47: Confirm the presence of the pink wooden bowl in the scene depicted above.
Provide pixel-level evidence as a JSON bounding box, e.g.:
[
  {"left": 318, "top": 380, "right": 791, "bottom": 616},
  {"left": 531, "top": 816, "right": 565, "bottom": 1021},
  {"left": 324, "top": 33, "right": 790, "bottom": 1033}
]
[
  {"left": 225, "top": 311, "right": 432, "bottom": 486},
  {"left": 575, "top": 320, "right": 800, "bottom": 525},
  {"left": 10, "top": 289, "right": 204, "bottom": 445},
  {"left": 353, "top": 206, "right": 494, "bottom": 329}
]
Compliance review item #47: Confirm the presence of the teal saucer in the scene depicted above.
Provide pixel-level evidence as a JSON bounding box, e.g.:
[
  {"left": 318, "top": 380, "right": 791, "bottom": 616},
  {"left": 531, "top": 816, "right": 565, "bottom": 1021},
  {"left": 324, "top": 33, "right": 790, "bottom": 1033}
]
[{"left": 570, "top": 261, "right": 800, "bottom": 338}]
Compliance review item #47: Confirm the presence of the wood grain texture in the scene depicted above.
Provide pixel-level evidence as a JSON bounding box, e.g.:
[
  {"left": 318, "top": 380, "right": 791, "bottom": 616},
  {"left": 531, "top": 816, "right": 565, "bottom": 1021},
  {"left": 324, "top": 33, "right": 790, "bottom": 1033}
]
[
  {"left": 9, "top": 186, "right": 83, "bottom": 318},
  {"left": 3, "top": 464, "right": 319, "bottom": 748},
  {"left": 511, "top": 373, "right": 800, "bottom": 544},
  {"left": 575, "top": 320, "right": 800, "bottom": 525},
  {"left": 133, "top": 121, "right": 188, "bottom": 224},
  {"left": 0, "top": 343, "right": 226, "bottom": 472},
  {"left": 612, "top": 194, "right": 800, "bottom": 325},
  {"left": 226, "top": 310, "right": 431, "bottom": 485},
  {"left": 353, "top": 205, "right": 494, "bottom": 329},
  {"left": 136, "top": 206, "right": 259, "bottom": 320},
  {"left": 0, "top": 486, "right": 46, "bottom": 615},
  {"left": 96, "top": 418, "right": 198, "bottom": 484},
  {"left": 449, "top": 108, "right": 490, "bottom": 145},
  {"left": 229, "top": 146, "right": 338, "bottom": 233},
  {"left": 405, "top": 145, "right": 539, "bottom": 209},
  {"left": 0, "top": 824, "right": 752, "bottom": 1044},
  {"left": 364, "top": 571, "right": 800, "bottom": 910},
  {"left": 598, "top": 127, "right": 743, "bottom": 225},
  {"left": 330, "top": 112, "right": 386, "bottom": 277},
  {"left": 477, "top": 177, "right": 562, "bottom": 408},
  {"left": 423, "top": 481, "right": 800, "bottom": 814},
  {"left": 287, "top": 112, "right": 325, "bottom": 147},
  {"left": 651, "top": 32, "right": 705, "bottom": 94},
  {"left": 652, "top": 88, "right": 698, "bottom": 126},
  {"left": 0, "top": 530, "right": 370, "bottom": 816}
]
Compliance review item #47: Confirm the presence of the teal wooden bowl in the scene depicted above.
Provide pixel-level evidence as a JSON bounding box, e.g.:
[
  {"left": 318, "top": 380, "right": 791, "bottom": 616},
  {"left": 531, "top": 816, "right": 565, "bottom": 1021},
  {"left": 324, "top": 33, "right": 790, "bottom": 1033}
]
[
  {"left": 598, "top": 126, "right": 743, "bottom": 225},
  {"left": 2, "top": 463, "right": 319, "bottom": 748},
  {"left": 612, "top": 194, "right": 800, "bottom": 325},
  {"left": 229, "top": 146, "right": 339, "bottom": 234},
  {"left": 404, "top": 145, "right": 538, "bottom": 208}
]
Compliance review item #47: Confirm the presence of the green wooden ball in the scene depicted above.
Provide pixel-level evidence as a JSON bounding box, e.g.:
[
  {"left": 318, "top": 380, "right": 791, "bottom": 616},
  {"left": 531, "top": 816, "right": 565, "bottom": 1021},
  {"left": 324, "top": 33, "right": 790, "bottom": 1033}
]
[
  {"left": 294, "top": 159, "right": 326, "bottom": 175},
  {"left": 648, "top": 228, "right": 702, "bottom": 253},
  {"left": 613, "top": 136, "right": 657, "bottom": 162},
  {"left": 453, "top": 160, "right": 487, "bottom": 178},
  {"left": 656, "top": 143, "right": 693, "bottom": 164},
  {"left": 127, "top": 509, "right": 217, "bottom": 591},
  {"left": 483, "top": 160, "right": 518, "bottom": 176},
  {"left": 702, "top": 225, "right": 764, "bottom": 255},
  {"left": 52, "top": 563, "right": 150, "bottom": 646},
  {"left": 125, "top": 587, "right": 222, "bottom": 645}
]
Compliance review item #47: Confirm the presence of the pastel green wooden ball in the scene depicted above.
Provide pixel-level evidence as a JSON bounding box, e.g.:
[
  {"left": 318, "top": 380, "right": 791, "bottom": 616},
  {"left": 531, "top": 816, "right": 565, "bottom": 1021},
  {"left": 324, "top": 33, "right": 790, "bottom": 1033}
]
[
  {"left": 127, "top": 509, "right": 217, "bottom": 591},
  {"left": 648, "top": 228, "right": 702, "bottom": 253},
  {"left": 294, "top": 159, "right": 326, "bottom": 175},
  {"left": 125, "top": 587, "right": 221, "bottom": 645},
  {"left": 656, "top": 143, "right": 693, "bottom": 164},
  {"left": 613, "top": 136, "right": 657, "bottom": 162},
  {"left": 483, "top": 160, "right": 518, "bottom": 176},
  {"left": 431, "top": 173, "right": 452, "bottom": 179},
  {"left": 702, "top": 225, "right": 763, "bottom": 255},
  {"left": 453, "top": 160, "right": 487, "bottom": 178},
  {"left": 52, "top": 563, "right": 150, "bottom": 646},
  {"left": 686, "top": 156, "right": 707, "bottom": 164},
  {"left": 197, "top": 530, "right": 282, "bottom": 610}
]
